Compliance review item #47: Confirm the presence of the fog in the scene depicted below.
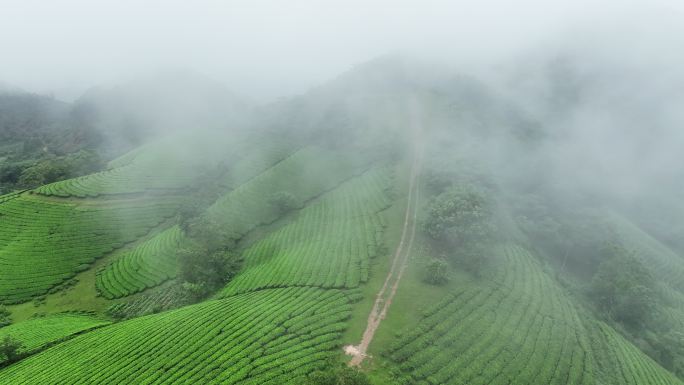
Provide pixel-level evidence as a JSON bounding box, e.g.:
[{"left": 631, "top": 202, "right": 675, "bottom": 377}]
[
  {"left": 1, "top": 0, "right": 681, "bottom": 101},
  {"left": 1, "top": 0, "right": 683, "bottom": 226}
]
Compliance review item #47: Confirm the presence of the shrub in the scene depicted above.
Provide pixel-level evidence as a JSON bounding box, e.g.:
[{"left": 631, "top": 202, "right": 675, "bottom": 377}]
[
  {"left": 423, "top": 257, "right": 449, "bottom": 285},
  {"left": 0, "top": 305, "right": 10, "bottom": 327},
  {"left": 0, "top": 335, "right": 23, "bottom": 364},
  {"left": 268, "top": 191, "right": 299, "bottom": 213}
]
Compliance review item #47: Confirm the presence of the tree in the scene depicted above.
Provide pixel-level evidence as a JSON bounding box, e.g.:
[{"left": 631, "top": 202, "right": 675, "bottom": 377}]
[
  {"left": 0, "top": 335, "right": 23, "bottom": 364},
  {"left": 423, "top": 185, "right": 494, "bottom": 244},
  {"left": 0, "top": 305, "right": 10, "bottom": 327},
  {"left": 177, "top": 243, "right": 241, "bottom": 300},
  {"left": 423, "top": 257, "right": 449, "bottom": 285}
]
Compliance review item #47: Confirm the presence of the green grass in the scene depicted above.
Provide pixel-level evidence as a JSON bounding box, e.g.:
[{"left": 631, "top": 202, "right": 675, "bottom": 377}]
[{"left": 0, "top": 313, "right": 110, "bottom": 364}]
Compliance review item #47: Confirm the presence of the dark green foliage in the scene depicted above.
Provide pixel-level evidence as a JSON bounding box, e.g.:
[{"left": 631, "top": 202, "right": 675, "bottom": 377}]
[
  {"left": 423, "top": 257, "right": 449, "bottom": 285},
  {"left": 268, "top": 191, "right": 299, "bottom": 213},
  {"left": 423, "top": 185, "right": 493, "bottom": 243},
  {"left": 0, "top": 335, "right": 22, "bottom": 364},
  {"left": 16, "top": 150, "right": 104, "bottom": 189},
  {"left": 423, "top": 185, "right": 494, "bottom": 274},
  {"left": 0, "top": 306, "right": 10, "bottom": 328},
  {"left": 589, "top": 244, "right": 657, "bottom": 329},
  {"left": 177, "top": 242, "right": 240, "bottom": 301},
  {"left": 305, "top": 361, "right": 371, "bottom": 385},
  {"left": 0, "top": 92, "right": 105, "bottom": 193}
]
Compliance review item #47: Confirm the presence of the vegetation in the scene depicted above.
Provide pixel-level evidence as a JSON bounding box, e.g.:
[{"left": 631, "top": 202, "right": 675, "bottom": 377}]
[
  {"left": 0, "top": 313, "right": 109, "bottom": 365},
  {"left": 0, "top": 288, "right": 358, "bottom": 384},
  {"left": 0, "top": 335, "right": 22, "bottom": 365},
  {"left": 96, "top": 226, "right": 183, "bottom": 299},
  {"left": 305, "top": 361, "right": 371, "bottom": 385},
  {"left": 0, "top": 194, "right": 178, "bottom": 303},
  {"left": 0, "top": 306, "right": 10, "bottom": 328},
  {"left": 220, "top": 167, "right": 392, "bottom": 297},
  {"left": 589, "top": 244, "right": 658, "bottom": 329},
  {"left": 423, "top": 185, "right": 495, "bottom": 275},
  {"left": 422, "top": 257, "right": 449, "bottom": 285},
  {"left": 385, "top": 244, "right": 681, "bottom": 385},
  {"left": 0, "top": 92, "right": 104, "bottom": 194}
]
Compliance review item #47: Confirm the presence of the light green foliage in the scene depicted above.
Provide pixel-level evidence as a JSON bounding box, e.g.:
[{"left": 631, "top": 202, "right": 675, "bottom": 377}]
[
  {"left": 387, "top": 245, "right": 595, "bottom": 385},
  {"left": 588, "top": 320, "right": 684, "bottom": 385},
  {"left": 96, "top": 226, "right": 183, "bottom": 299},
  {"left": 0, "top": 313, "right": 109, "bottom": 364},
  {"left": 386, "top": 243, "right": 683, "bottom": 385},
  {"left": 105, "top": 281, "right": 189, "bottom": 320},
  {"left": 0, "top": 194, "right": 178, "bottom": 303},
  {"left": 203, "top": 146, "right": 372, "bottom": 243},
  {"left": 33, "top": 132, "right": 244, "bottom": 197},
  {"left": 0, "top": 288, "right": 357, "bottom": 384},
  {"left": 220, "top": 167, "right": 392, "bottom": 297}
]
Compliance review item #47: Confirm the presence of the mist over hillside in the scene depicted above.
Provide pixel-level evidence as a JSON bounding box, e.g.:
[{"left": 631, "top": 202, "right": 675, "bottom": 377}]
[{"left": 2, "top": 1, "right": 684, "bottom": 384}]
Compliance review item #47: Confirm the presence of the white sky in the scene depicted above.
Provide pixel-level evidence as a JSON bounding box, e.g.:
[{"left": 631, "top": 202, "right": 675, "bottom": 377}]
[{"left": 0, "top": 0, "right": 682, "bottom": 101}]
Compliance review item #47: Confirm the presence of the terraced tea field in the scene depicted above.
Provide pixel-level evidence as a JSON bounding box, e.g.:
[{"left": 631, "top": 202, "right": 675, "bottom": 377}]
[
  {"left": 384, "top": 244, "right": 683, "bottom": 385},
  {"left": 221, "top": 166, "right": 392, "bottom": 296},
  {"left": 0, "top": 158, "right": 396, "bottom": 383},
  {"left": 0, "top": 287, "right": 358, "bottom": 384},
  {"left": 0, "top": 313, "right": 110, "bottom": 364},
  {"left": 96, "top": 226, "right": 183, "bottom": 299},
  {"left": 0, "top": 193, "right": 178, "bottom": 303}
]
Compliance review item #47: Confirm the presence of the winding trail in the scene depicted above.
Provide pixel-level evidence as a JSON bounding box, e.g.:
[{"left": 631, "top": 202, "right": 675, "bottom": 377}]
[{"left": 345, "top": 113, "right": 424, "bottom": 367}]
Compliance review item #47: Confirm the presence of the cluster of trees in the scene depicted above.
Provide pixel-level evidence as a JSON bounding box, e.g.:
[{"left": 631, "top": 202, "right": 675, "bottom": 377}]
[
  {"left": 588, "top": 244, "right": 657, "bottom": 328},
  {"left": 175, "top": 166, "right": 241, "bottom": 302},
  {"left": 177, "top": 219, "right": 241, "bottom": 302},
  {"left": 422, "top": 184, "right": 495, "bottom": 277},
  {"left": 0, "top": 92, "right": 106, "bottom": 194}
]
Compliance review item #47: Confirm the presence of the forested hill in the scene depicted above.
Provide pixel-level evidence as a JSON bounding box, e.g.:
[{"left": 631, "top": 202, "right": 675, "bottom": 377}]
[{"left": 0, "top": 71, "right": 250, "bottom": 194}]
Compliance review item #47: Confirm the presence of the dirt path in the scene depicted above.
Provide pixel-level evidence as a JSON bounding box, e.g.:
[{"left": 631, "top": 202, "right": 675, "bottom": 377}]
[{"left": 345, "top": 132, "right": 423, "bottom": 367}]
